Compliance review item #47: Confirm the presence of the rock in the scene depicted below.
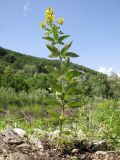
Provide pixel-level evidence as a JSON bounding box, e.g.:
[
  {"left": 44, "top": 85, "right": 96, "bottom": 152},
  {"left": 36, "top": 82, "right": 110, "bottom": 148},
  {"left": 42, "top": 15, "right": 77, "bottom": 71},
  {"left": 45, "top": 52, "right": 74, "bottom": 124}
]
[
  {"left": 0, "top": 139, "right": 9, "bottom": 151},
  {"left": 0, "top": 127, "right": 118, "bottom": 160},
  {"left": 0, "top": 155, "right": 7, "bottom": 160},
  {"left": 95, "top": 151, "right": 107, "bottom": 156},
  {"left": 0, "top": 148, "right": 8, "bottom": 160},
  {"left": 16, "top": 143, "right": 30, "bottom": 153},
  {"left": 1, "top": 149, "right": 7, "bottom": 155},
  {"left": 8, "top": 152, "right": 28, "bottom": 160},
  {"left": 90, "top": 140, "right": 108, "bottom": 152},
  {"left": 13, "top": 128, "right": 26, "bottom": 138},
  {"left": 70, "top": 156, "right": 78, "bottom": 159},
  {"left": 29, "top": 137, "right": 43, "bottom": 151},
  {"left": 71, "top": 148, "right": 79, "bottom": 154},
  {"left": 0, "top": 133, "right": 4, "bottom": 139},
  {"left": 95, "top": 151, "right": 119, "bottom": 160},
  {"left": 4, "top": 137, "right": 24, "bottom": 145},
  {"left": 2, "top": 128, "right": 19, "bottom": 137},
  {"left": 2, "top": 128, "right": 24, "bottom": 145}
]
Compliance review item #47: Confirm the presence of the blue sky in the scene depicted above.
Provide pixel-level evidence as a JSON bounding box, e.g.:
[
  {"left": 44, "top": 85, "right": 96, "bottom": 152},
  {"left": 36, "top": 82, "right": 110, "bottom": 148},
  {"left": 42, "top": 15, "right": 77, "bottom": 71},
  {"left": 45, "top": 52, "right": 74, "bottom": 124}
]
[{"left": 0, "top": 0, "right": 120, "bottom": 74}]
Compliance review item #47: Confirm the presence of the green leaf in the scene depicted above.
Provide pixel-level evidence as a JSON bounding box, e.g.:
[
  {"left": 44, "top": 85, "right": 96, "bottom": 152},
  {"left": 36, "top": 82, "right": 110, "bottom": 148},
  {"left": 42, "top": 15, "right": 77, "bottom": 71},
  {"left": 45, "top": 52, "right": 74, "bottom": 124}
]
[
  {"left": 48, "top": 53, "right": 59, "bottom": 58},
  {"left": 59, "top": 30, "right": 64, "bottom": 34},
  {"left": 67, "top": 101, "right": 81, "bottom": 108},
  {"left": 42, "top": 36, "right": 54, "bottom": 42},
  {"left": 61, "top": 42, "right": 72, "bottom": 55},
  {"left": 58, "top": 35, "right": 70, "bottom": 42},
  {"left": 66, "top": 88, "right": 78, "bottom": 95},
  {"left": 58, "top": 41, "right": 64, "bottom": 45},
  {"left": 46, "top": 44, "right": 58, "bottom": 53},
  {"left": 65, "top": 52, "right": 79, "bottom": 58},
  {"left": 65, "top": 82, "right": 78, "bottom": 93},
  {"left": 46, "top": 44, "right": 60, "bottom": 58},
  {"left": 48, "top": 117, "right": 60, "bottom": 124},
  {"left": 58, "top": 35, "right": 70, "bottom": 45},
  {"left": 66, "top": 70, "right": 82, "bottom": 79},
  {"left": 63, "top": 130, "right": 71, "bottom": 135},
  {"left": 46, "top": 99, "right": 60, "bottom": 106},
  {"left": 47, "top": 110, "right": 60, "bottom": 118},
  {"left": 50, "top": 80, "right": 63, "bottom": 92}
]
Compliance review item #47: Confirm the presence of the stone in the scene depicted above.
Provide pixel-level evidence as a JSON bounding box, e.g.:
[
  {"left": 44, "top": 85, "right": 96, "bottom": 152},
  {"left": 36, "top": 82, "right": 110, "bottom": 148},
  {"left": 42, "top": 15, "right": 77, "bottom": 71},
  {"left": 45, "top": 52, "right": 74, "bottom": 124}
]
[
  {"left": 2, "top": 128, "right": 19, "bottom": 138},
  {"left": 4, "top": 137, "right": 24, "bottom": 145},
  {"left": 1, "top": 149, "right": 7, "bottom": 155},
  {"left": 0, "top": 155, "right": 7, "bottom": 160},
  {"left": 95, "top": 151, "right": 119, "bottom": 160},
  {"left": 29, "top": 137, "right": 43, "bottom": 151},
  {"left": 70, "top": 156, "right": 78, "bottom": 159},
  {"left": 2, "top": 128, "right": 24, "bottom": 145},
  {"left": 16, "top": 143, "right": 30, "bottom": 153},
  {"left": 71, "top": 148, "right": 79, "bottom": 154},
  {"left": 90, "top": 140, "right": 108, "bottom": 152},
  {"left": 8, "top": 152, "right": 28, "bottom": 160},
  {"left": 13, "top": 128, "right": 26, "bottom": 138}
]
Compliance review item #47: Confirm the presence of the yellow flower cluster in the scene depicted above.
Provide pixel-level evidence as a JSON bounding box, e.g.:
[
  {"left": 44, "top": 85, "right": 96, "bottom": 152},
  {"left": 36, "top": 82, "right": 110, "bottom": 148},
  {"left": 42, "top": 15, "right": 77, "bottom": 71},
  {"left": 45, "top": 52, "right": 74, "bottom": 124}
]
[
  {"left": 45, "top": 8, "right": 55, "bottom": 22},
  {"left": 56, "top": 18, "right": 64, "bottom": 25},
  {"left": 40, "top": 8, "right": 64, "bottom": 30},
  {"left": 40, "top": 22, "right": 46, "bottom": 28}
]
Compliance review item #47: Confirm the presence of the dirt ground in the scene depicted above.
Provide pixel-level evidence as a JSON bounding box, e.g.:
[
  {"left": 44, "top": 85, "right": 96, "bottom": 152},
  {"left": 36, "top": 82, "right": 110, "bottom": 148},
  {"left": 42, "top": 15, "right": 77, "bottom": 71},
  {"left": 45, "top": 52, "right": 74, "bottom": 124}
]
[{"left": 0, "top": 128, "right": 119, "bottom": 160}]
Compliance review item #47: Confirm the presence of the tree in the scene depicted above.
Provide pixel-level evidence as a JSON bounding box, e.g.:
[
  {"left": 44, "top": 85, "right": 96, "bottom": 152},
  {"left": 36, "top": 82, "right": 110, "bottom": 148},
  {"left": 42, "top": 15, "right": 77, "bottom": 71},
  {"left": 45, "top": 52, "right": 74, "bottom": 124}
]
[
  {"left": 108, "top": 73, "right": 120, "bottom": 98},
  {"left": 4, "top": 54, "right": 16, "bottom": 63}
]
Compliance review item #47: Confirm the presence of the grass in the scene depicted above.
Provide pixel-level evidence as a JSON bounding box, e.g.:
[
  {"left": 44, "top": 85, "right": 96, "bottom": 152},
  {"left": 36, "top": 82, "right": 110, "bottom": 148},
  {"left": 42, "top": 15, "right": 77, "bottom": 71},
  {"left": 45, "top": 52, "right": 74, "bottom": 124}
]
[{"left": 0, "top": 99, "right": 119, "bottom": 150}]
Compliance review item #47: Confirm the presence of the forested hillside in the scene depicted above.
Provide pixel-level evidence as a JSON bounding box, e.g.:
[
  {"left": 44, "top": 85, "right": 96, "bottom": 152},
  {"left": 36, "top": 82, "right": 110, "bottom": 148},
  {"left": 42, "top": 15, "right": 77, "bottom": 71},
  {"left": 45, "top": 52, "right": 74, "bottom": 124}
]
[
  {"left": 0, "top": 46, "right": 120, "bottom": 100},
  {"left": 0, "top": 46, "right": 98, "bottom": 77}
]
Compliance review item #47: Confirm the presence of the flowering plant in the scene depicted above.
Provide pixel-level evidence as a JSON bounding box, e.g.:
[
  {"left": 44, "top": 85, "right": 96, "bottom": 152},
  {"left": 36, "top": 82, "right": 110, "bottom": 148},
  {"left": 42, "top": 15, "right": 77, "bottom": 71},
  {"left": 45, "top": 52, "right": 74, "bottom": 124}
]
[{"left": 40, "top": 8, "right": 81, "bottom": 146}]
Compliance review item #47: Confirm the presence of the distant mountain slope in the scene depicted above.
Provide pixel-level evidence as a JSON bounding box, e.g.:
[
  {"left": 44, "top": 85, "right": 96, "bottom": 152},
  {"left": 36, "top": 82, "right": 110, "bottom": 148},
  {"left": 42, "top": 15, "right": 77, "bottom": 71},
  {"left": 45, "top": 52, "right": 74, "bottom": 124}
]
[
  {"left": 0, "top": 47, "right": 98, "bottom": 75},
  {"left": 1, "top": 46, "right": 117, "bottom": 99}
]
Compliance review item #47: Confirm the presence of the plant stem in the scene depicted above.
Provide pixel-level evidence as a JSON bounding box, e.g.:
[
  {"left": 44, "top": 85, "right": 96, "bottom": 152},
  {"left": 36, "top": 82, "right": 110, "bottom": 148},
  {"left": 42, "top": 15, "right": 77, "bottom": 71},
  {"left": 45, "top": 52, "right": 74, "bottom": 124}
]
[{"left": 57, "top": 57, "right": 65, "bottom": 148}]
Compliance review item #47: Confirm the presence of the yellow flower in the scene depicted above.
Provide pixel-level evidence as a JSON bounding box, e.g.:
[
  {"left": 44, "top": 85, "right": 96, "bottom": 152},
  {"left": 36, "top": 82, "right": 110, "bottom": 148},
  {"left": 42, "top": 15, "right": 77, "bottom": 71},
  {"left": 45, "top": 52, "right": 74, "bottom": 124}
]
[
  {"left": 56, "top": 18, "right": 64, "bottom": 25},
  {"left": 59, "top": 18, "right": 64, "bottom": 25},
  {"left": 45, "top": 8, "right": 54, "bottom": 15},
  {"left": 45, "top": 8, "right": 55, "bottom": 22},
  {"left": 40, "top": 22, "right": 46, "bottom": 28}
]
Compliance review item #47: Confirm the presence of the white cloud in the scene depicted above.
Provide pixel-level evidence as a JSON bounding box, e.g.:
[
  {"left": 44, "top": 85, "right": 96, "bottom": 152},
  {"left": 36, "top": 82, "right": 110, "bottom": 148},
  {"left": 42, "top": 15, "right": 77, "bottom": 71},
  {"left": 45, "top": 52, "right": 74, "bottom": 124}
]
[
  {"left": 23, "top": 1, "right": 30, "bottom": 16},
  {"left": 98, "top": 67, "right": 113, "bottom": 75},
  {"left": 117, "top": 73, "right": 120, "bottom": 77},
  {"left": 98, "top": 67, "right": 120, "bottom": 77}
]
